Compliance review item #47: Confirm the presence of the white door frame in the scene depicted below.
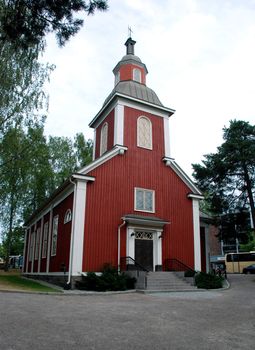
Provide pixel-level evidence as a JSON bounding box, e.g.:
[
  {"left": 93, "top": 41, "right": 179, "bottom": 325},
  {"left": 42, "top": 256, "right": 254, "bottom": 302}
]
[{"left": 126, "top": 226, "right": 163, "bottom": 271}]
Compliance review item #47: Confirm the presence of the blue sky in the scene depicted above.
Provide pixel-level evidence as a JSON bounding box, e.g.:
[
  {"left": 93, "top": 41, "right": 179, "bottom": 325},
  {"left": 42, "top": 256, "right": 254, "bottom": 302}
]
[{"left": 42, "top": 0, "right": 255, "bottom": 177}]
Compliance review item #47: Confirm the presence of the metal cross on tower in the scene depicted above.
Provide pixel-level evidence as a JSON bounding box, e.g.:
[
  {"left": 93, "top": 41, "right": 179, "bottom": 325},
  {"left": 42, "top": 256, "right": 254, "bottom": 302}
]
[{"left": 128, "top": 26, "right": 133, "bottom": 38}]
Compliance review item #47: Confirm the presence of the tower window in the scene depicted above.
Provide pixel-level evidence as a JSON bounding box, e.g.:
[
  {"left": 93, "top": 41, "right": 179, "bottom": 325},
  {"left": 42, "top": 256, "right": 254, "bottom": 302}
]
[
  {"left": 133, "top": 68, "right": 141, "bottom": 83},
  {"left": 100, "top": 122, "right": 108, "bottom": 156},
  {"left": 137, "top": 116, "right": 152, "bottom": 150}
]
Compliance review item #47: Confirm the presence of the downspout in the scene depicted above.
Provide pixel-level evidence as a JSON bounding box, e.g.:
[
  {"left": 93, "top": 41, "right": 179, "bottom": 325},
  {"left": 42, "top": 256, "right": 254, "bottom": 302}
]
[
  {"left": 118, "top": 219, "right": 126, "bottom": 273},
  {"left": 67, "top": 177, "right": 77, "bottom": 287}
]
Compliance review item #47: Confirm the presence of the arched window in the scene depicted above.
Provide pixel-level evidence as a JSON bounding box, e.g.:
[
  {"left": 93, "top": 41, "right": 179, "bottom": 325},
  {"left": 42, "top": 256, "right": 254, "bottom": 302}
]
[
  {"left": 137, "top": 116, "right": 152, "bottom": 149},
  {"left": 100, "top": 122, "right": 108, "bottom": 155},
  {"left": 133, "top": 68, "right": 141, "bottom": 83},
  {"left": 64, "top": 209, "right": 72, "bottom": 224}
]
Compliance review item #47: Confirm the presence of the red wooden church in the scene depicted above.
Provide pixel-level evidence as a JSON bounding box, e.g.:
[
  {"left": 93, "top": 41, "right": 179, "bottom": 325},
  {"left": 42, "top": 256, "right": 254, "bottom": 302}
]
[{"left": 23, "top": 37, "right": 205, "bottom": 287}]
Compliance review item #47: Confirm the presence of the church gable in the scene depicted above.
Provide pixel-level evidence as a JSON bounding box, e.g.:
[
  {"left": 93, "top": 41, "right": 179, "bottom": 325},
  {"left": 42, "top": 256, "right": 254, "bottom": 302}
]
[{"left": 23, "top": 36, "right": 204, "bottom": 285}]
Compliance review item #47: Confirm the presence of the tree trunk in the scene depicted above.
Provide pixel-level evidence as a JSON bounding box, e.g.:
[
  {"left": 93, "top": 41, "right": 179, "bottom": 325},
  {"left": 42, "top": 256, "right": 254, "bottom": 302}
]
[{"left": 4, "top": 192, "right": 15, "bottom": 271}]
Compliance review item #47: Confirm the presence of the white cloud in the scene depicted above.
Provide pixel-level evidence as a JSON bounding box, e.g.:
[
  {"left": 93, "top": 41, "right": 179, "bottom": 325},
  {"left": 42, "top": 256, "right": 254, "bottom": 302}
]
[{"left": 42, "top": 0, "right": 255, "bottom": 177}]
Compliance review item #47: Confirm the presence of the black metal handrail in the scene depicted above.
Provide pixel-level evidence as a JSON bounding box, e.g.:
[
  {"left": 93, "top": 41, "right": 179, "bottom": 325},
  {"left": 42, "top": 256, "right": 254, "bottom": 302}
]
[
  {"left": 164, "top": 258, "right": 196, "bottom": 274},
  {"left": 120, "top": 256, "right": 149, "bottom": 272}
]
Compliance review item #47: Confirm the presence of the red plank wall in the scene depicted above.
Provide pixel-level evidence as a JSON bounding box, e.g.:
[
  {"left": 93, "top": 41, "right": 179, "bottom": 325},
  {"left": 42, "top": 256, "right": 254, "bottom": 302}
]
[
  {"left": 49, "top": 193, "right": 73, "bottom": 272},
  {"left": 95, "top": 110, "right": 115, "bottom": 159},
  {"left": 84, "top": 106, "right": 194, "bottom": 272},
  {"left": 119, "top": 63, "right": 146, "bottom": 84},
  {"left": 40, "top": 212, "right": 50, "bottom": 273}
]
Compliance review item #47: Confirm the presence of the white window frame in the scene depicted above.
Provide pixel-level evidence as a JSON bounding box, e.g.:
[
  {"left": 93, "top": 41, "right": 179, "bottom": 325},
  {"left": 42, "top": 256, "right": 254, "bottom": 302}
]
[
  {"left": 133, "top": 68, "right": 141, "bottom": 83},
  {"left": 100, "top": 122, "right": 108, "bottom": 156},
  {"left": 134, "top": 187, "right": 155, "bottom": 213},
  {"left": 64, "top": 209, "right": 72, "bottom": 224},
  {"left": 35, "top": 227, "right": 41, "bottom": 260},
  {"left": 42, "top": 221, "right": 49, "bottom": 259},
  {"left": 137, "top": 116, "right": 152, "bottom": 150},
  {"left": 51, "top": 215, "right": 59, "bottom": 256}
]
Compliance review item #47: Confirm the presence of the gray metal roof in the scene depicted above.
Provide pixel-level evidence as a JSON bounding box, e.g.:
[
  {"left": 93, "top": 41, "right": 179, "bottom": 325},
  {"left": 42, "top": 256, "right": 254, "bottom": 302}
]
[
  {"left": 113, "top": 54, "right": 148, "bottom": 75},
  {"left": 121, "top": 54, "right": 142, "bottom": 63},
  {"left": 103, "top": 80, "right": 163, "bottom": 107},
  {"left": 122, "top": 214, "right": 169, "bottom": 228}
]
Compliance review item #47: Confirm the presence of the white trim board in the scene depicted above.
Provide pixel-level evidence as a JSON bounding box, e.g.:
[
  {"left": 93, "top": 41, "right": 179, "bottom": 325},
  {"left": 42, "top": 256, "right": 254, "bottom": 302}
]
[{"left": 163, "top": 157, "right": 202, "bottom": 196}]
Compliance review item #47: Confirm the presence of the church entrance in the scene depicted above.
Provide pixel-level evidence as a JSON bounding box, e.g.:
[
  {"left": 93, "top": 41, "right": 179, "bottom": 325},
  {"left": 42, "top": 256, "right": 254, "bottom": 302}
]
[{"left": 134, "top": 231, "right": 154, "bottom": 271}]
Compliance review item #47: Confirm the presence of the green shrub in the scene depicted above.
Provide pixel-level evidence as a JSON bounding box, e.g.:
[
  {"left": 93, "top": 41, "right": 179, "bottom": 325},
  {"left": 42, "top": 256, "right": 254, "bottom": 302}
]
[
  {"left": 184, "top": 269, "right": 196, "bottom": 277},
  {"left": 75, "top": 265, "right": 136, "bottom": 291},
  {"left": 195, "top": 272, "right": 223, "bottom": 289}
]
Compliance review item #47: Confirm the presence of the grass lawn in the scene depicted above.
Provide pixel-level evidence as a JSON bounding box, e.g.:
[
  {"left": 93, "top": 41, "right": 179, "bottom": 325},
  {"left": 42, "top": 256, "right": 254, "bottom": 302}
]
[{"left": 0, "top": 270, "right": 61, "bottom": 293}]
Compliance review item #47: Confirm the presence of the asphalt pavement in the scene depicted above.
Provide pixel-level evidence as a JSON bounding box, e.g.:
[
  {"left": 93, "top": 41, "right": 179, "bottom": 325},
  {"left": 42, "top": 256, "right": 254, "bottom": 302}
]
[{"left": 0, "top": 274, "right": 254, "bottom": 350}]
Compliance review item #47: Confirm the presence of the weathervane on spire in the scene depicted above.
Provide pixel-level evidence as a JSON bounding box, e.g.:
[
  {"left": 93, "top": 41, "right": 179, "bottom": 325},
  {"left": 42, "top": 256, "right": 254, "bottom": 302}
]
[{"left": 128, "top": 26, "right": 133, "bottom": 38}]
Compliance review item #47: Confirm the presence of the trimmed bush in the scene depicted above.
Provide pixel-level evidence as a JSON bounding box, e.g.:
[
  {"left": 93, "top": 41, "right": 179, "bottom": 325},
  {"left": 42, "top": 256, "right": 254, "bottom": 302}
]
[
  {"left": 195, "top": 272, "right": 223, "bottom": 289},
  {"left": 184, "top": 269, "right": 196, "bottom": 277},
  {"left": 75, "top": 265, "right": 136, "bottom": 291}
]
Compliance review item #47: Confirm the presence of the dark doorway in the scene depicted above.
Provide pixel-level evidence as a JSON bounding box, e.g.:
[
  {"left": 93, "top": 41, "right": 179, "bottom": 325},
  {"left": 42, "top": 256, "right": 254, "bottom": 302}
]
[{"left": 135, "top": 239, "right": 153, "bottom": 271}]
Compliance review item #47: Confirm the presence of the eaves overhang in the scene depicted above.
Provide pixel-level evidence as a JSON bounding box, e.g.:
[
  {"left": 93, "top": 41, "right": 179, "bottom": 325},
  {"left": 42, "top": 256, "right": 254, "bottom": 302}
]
[
  {"left": 89, "top": 92, "right": 175, "bottom": 128},
  {"left": 24, "top": 174, "right": 95, "bottom": 226},
  {"left": 122, "top": 214, "right": 169, "bottom": 228}
]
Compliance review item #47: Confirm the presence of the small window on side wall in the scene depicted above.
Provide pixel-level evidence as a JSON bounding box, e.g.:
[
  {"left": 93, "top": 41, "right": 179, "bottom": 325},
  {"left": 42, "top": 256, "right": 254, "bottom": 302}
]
[
  {"left": 64, "top": 209, "right": 72, "bottom": 224},
  {"left": 100, "top": 122, "right": 108, "bottom": 156},
  {"left": 135, "top": 187, "right": 155, "bottom": 213},
  {"left": 42, "top": 222, "right": 49, "bottom": 259},
  {"left": 137, "top": 116, "right": 152, "bottom": 150},
  {"left": 133, "top": 68, "right": 141, "bottom": 83}
]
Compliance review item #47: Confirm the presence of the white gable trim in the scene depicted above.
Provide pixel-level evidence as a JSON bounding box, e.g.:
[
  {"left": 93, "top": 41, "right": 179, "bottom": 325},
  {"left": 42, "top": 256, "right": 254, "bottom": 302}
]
[
  {"left": 79, "top": 145, "right": 128, "bottom": 175},
  {"left": 118, "top": 97, "right": 173, "bottom": 119},
  {"left": 89, "top": 94, "right": 175, "bottom": 128},
  {"left": 163, "top": 157, "right": 202, "bottom": 195}
]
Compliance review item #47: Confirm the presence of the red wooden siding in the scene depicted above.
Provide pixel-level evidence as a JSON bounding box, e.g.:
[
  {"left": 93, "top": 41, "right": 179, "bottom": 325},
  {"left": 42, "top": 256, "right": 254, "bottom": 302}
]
[
  {"left": 24, "top": 192, "right": 74, "bottom": 274},
  {"left": 32, "top": 219, "right": 42, "bottom": 273},
  {"left": 49, "top": 193, "right": 73, "bottom": 272},
  {"left": 84, "top": 106, "right": 194, "bottom": 272},
  {"left": 40, "top": 212, "right": 50, "bottom": 273},
  {"left": 95, "top": 110, "right": 114, "bottom": 159},
  {"left": 119, "top": 63, "right": 146, "bottom": 84}
]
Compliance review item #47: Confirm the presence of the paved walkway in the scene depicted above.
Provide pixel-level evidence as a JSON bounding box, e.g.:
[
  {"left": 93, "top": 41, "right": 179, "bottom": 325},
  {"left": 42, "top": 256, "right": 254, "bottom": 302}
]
[{"left": 0, "top": 274, "right": 254, "bottom": 350}]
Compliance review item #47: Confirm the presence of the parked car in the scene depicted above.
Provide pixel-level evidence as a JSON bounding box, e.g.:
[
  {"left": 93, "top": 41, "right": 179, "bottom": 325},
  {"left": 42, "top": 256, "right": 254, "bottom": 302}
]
[{"left": 243, "top": 264, "right": 255, "bottom": 274}]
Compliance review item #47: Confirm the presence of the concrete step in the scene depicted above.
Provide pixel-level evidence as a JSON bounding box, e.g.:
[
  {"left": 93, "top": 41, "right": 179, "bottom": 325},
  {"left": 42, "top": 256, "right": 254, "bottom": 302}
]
[{"left": 145, "top": 271, "right": 197, "bottom": 291}]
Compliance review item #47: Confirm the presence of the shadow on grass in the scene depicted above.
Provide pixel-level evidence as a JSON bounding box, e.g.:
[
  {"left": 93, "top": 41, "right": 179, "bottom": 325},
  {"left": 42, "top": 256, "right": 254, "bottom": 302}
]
[{"left": 0, "top": 273, "right": 61, "bottom": 293}]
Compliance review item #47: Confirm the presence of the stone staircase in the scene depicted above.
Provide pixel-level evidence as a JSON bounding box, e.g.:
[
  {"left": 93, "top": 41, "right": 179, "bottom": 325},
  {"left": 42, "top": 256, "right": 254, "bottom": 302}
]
[{"left": 144, "top": 271, "right": 197, "bottom": 292}]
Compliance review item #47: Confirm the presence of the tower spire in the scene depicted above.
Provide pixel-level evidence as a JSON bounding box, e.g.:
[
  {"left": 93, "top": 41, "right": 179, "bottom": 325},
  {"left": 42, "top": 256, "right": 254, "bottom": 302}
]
[{"left": 125, "top": 37, "right": 136, "bottom": 55}]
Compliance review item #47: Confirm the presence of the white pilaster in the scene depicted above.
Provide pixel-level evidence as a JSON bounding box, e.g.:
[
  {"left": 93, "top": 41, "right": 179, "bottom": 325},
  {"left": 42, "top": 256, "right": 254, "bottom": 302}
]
[
  {"left": 164, "top": 117, "right": 171, "bottom": 158},
  {"left": 38, "top": 217, "right": 44, "bottom": 273},
  {"left": 153, "top": 230, "right": 163, "bottom": 270},
  {"left": 192, "top": 198, "right": 201, "bottom": 271},
  {"left": 92, "top": 129, "right": 96, "bottom": 161},
  {"left": 70, "top": 180, "right": 87, "bottom": 275},
  {"left": 25, "top": 228, "right": 31, "bottom": 273},
  {"left": 126, "top": 227, "right": 135, "bottom": 260},
  {"left": 46, "top": 206, "right": 53, "bottom": 273},
  {"left": 114, "top": 103, "right": 124, "bottom": 145}
]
